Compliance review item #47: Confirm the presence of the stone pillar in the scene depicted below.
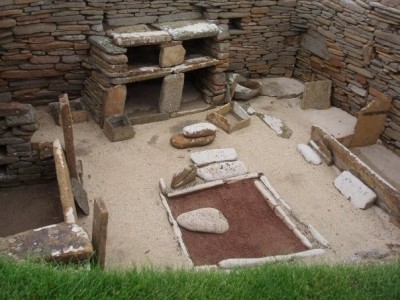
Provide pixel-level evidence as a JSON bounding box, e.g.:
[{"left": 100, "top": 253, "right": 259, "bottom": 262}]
[
  {"left": 92, "top": 198, "right": 109, "bottom": 270},
  {"left": 102, "top": 85, "right": 127, "bottom": 126},
  {"left": 159, "top": 73, "right": 184, "bottom": 113}
]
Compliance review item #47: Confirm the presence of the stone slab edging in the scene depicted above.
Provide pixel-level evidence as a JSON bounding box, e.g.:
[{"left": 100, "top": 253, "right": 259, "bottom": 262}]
[
  {"left": 53, "top": 139, "right": 78, "bottom": 224},
  {"left": 260, "top": 175, "right": 292, "bottom": 211},
  {"left": 159, "top": 193, "right": 194, "bottom": 268},
  {"left": 217, "top": 249, "right": 325, "bottom": 269},
  {"left": 311, "top": 125, "right": 400, "bottom": 222},
  {"left": 308, "top": 224, "right": 330, "bottom": 248},
  {"left": 254, "top": 180, "right": 313, "bottom": 249},
  {"left": 167, "top": 180, "right": 225, "bottom": 198}
]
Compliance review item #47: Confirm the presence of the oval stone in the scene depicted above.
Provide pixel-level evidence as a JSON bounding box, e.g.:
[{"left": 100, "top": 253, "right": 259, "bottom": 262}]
[
  {"left": 182, "top": 122, "right": 217, "bottom": 138},
  {"left": 170, "top": 133, "right": 215, "bottom": 149},
  {"left": 177, "top": 207, "right": 229, "bottom": 234}
]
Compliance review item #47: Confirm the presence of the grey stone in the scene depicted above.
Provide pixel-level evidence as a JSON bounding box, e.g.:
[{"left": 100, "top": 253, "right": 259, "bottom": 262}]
[
  {"left": 159, "top": 44, "right": 186, "bottom": 68},
  {"left": 154, "top": 20, "right": 219, "bottom": 41},
  {"left": 6, "top": 109, "right": 37, "bottom": 126},
  {"left": 177, "top": 208, "right": 229, "bottom": 234},
  {"left": 183, "top": 123, "right": 217, "bottom": 138},
  {"left": 191, "top": 148, "right": 237, "bottom": 167},
  {"left": 301, "top": 80, "right": 332, "bottom": 110},
  {"left": 159, "top": 73, "right": 184, "bottom": 113},
  {"left": 88, "top": 36, "right": 126, "bottom": 55},
  {"left": 301, "top": 31, "right": 331, "bottom": 60},
  {"left": 197, "top": 161, "right": 247, "bottom": 181},
  {"left": 255, "top": 77, "right": 304, "bottom": 99}
]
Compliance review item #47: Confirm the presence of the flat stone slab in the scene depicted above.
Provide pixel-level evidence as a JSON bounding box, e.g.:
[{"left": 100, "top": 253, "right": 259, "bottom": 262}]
[
  {"left": 255, "top": 77, "right": 304, "bottom": 99},
  {"left": 297, "top": 144, "right": 322, "bottom": 165},
  {"left": 334, "top": 171, "right": 377, "bottom": 209},
  {"left": 261, "top": 114, "right": 292, "bottom": 139},
  {"left": 191, "top": 148, "right": 238, "bottom": 167},
  {"left": 109, "top": 25, "right": 172, "bottom": 47},
  {"left": 170, "top": 133, "right": 215, "bottom": 149},
  {"left": 197, "top": 161, "right": 247, "bottom": 181},
  {"left": 177, "top": 207, "right": 229, "bottom": 234},
  {"left": 154, "top": 20, "right": 219, "bottom": 41},
  {"left": 301, "top": 80, "right": 332, "bottom": 110},
  {"left": 0, "top": 223, "right": 93, "bottom": 262},
  {"left": 88, "top": 36, "right": 126, "bottom": 55},
  {"left": 171, "top": 165, "right": 197, "bottom": 189},
  {"left": 183, "top": 122, "right": 217, "bottom": 138}
]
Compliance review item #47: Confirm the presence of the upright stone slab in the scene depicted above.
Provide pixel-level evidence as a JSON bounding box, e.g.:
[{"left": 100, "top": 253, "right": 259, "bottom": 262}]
[
  {"left": 92, "top": 198, "right": 108, "bottom": 269},
  {"left": 350, "top": 96, "right": 392, "bottom": 147},
  {"left": 159, "top": 73, "right": 184, "bottom": 113},
  {"left": 102, "top": 85, "right": 127, "bottom": 124},
  {"left": 159, "top": 44, "right": 186, "bottom": 68},
  {"left": 301, "top": 80, "right": 332, "bottom": 110}
]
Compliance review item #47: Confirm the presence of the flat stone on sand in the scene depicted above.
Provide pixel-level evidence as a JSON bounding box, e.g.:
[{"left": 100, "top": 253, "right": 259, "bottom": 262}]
[
  {"left": 170, "top": 133, "right": 215, "bottom": 149},
  {"left": 182, "top": 122, "right": 217, "bottom": 138},
  {"left": 197, "top": 161, "right": 247, "bottom": 181},
  {"left": 255, "top": 77, "right": 304, "bottom": 99},
  {"left": 334, "top": 171, "right": 377, "bottom": 209},
  {"left": 191, "top": 148, "right": 238, "bottom": 167},
  {"left": 177, "top": 207, "right": 229, "bottom": 234},
  {"left": 297, "top": 144, "right": 322, "bottom": 165}
]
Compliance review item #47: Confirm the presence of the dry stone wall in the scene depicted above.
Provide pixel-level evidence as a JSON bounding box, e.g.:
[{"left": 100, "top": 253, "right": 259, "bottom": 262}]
[
  {"left": 292, "top": 0, "right": 400, "bottom": 154},
  {"left": 0, "top": 102, "right": 55, "bottom": 187}
]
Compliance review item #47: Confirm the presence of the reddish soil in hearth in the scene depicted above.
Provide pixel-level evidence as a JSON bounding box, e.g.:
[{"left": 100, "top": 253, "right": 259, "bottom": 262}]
[
  {"left": 167, "top": 179, "right": 306, "bottom": 266},
  {"left": 0, "top": 181, "right": 63, "bottom": 237}
]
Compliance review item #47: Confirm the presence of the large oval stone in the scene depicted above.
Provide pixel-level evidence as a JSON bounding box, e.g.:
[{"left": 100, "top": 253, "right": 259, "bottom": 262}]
[
  {"left": 170, "top": 133, "right": 215, "bottom": 149},
  {"left": 177, "top": 208, "right": 229, "bottom": 234},
  {"left": 182, "top": 122, "right": 217, "bottom": 138}
]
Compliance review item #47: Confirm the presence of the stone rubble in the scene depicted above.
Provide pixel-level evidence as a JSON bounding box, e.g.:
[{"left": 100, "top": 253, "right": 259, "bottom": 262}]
[{"left": 176, "top": 207, "right": 229, "bottom": 234}]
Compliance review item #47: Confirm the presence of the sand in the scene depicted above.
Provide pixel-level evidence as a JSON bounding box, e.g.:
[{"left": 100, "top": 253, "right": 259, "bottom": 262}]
[{"left": 32, "top": 93, "right": 400, "bottom": 269}]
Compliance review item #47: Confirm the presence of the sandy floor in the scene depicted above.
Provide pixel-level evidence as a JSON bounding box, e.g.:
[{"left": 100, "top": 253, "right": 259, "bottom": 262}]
[{"left": 32, "top": 92, "right": 400, "bottom": 269}]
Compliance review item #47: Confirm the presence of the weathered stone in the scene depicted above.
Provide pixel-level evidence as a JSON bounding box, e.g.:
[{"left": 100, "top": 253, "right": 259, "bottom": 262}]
[
  {"left": 171, "top": 165, "right": 197, "bottom": 189},
  {"left": 182, "top": 123, "right": 217, "bottom": 138},
  {"left": 111, "top": 25, "right": 172, "bottom": 47},
  {"left": 261, "top": 114, "right": 292, "bottom": 139},
  {"left": 301, "top": 80, "right": 332, "bottom": 110},
  {"left": 301, "top": 31, "right": 331, "bottom": 60},
  {"left": 159, "top": 73, "right": 184, "bottom": 113},
  {"left": 5, "top": 109, "right": 36, "bottom": 126},
  {"left": 88, "top": 36, "right": 126, "bottom": 55},
  {"left": 297, "top": 144, "right": 322, "bottom": 165},
  {"left": 0, "top": 102, "right": 31, "bottom": 117},
  {"left": 6, "top": 142, "right": 31, "bottom": 157},
  {"left": 154, "top": 20, "right": 219, "bottom": 41},
  {"left": 170, "top": 133, "right": 215, "bottom": 149},
  {"left": 0, "top": 223, "right": 93, "bottom": 262},
  {"left": 350, "top": 97, "right": 392, "bottom": 147},
  {"left": 206, "top": 102, "right": 251, "bottom": 134},
  {"left": 334, "top": 171, "right": 376, "bottom": 209},
  {"left": 71, "top": 178, "right": 89, "bottom": 215},
  {"left": 102, "top": 85, "right": 126, "bottom": 121},
  {"left": 374, "top": 30, "right": 400, "bottom": 46},
  {"left": 159, "top": 44, "right": 186, "bottom": 68},
  {"left": 103, "top": 114, "right": 135, "bottom": 142},
  {"left": 255, "top": 77, "right": 304, "bottom": 98},
  {"left": 191, "top": 148, "right": 238, "bottom": 167},
  {"left": 0, "top": 18, "right": 16, "bottom": 29},
  {"left": 177, "top": 208, "right": 229, "bottom": 234},
  {"left": 197, "top": 161, "right": 248, "bottom": 181},
  {"left": 13, "top": 23, "right": 56, "bottom": 35},
  {"left": 92, "top": 198, "right": 108, "bottom": 270}
]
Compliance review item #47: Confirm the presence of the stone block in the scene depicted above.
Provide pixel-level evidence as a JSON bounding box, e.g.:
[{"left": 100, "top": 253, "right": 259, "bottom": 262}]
[
  {"left": 0, "top": 223, "right": 93, "bottom": 263},
  {"left": 159, "top": 73, "right": 184, "bottom": 113},
  {"left": 206, "top": 102, "right": 251, "bottom": 134},
  {"left": 102, "top": 85, "right": 126, "bottom": 122},
  {"left": 103, "top": 114, "right": 135, "bottom": 142},
  {"left": 301, "top": 80, "right": 332, "bottom": 110},
  {"left": 154, "top": 20, "right": 219, "bottom": 41},
  {"left": 350, "top": 97, "right": 392, "bottom": 147},
  {"left": 159, "top": 44, "right": 186, "bottom": 68},
  {"left": 334, "top": 171, "right": 376, "bottom": 209}
]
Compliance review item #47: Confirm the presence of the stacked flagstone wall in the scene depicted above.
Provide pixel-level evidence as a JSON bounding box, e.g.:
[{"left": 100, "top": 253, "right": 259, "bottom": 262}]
[{"left": 292, "top": 0, "right": 400, "bottom": 154}]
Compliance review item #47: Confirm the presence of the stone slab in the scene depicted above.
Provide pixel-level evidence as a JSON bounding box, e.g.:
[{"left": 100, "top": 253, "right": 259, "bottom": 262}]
[
  {"left": 334, "top": 171, "right": 377, "bottom": 209},
  {"left": 255, "top": 77, "right": 304, "bottom": 99},
  {"left": 160, "top": 44, "right": 186, "bottom": 68},
  {"left": 154, "top": 20, "right": 219, "bottom": 41},
  {"left": 171, "top": 165, "right": 197, "bottom": 189},
  {"left": 182, "top": 122, "right": 217, "bottom": 138},
  {"left": 197, "top": 160, "right": 248, "bottom": 181},
  {"left": 103, "top": 114, "right": 135, "bottom": 142},
  {"left": 110, "top": 25, "right": 172, "bottom": 47},
  {"left": 88, "top": 36, "right": 126, "bottom": 55},
  {"left": 261, "top": 114, "right": 292, "bottom": 139},
  {"left": 350, "top": 97, "right": 392, "bottom": 147},
  {"left": 191, "top": 148, "right": 238, "bottom": 167},
  {"left": 301, "top": 80, "right": 332, "bottom": 110},
  {"left": 301, "top": 31, "right": 331, "bottom": 60},
  {"left": 0, "top": 223, "right": 93, "bottom": 262},
  {"left": 159, "top": 73, "right": 184, "bottom": 113}
]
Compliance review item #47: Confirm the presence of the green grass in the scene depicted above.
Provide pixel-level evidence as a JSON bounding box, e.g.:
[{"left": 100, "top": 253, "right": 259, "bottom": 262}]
[{"left": 0, "top": 258, "right": 399, "bottom": 299}]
